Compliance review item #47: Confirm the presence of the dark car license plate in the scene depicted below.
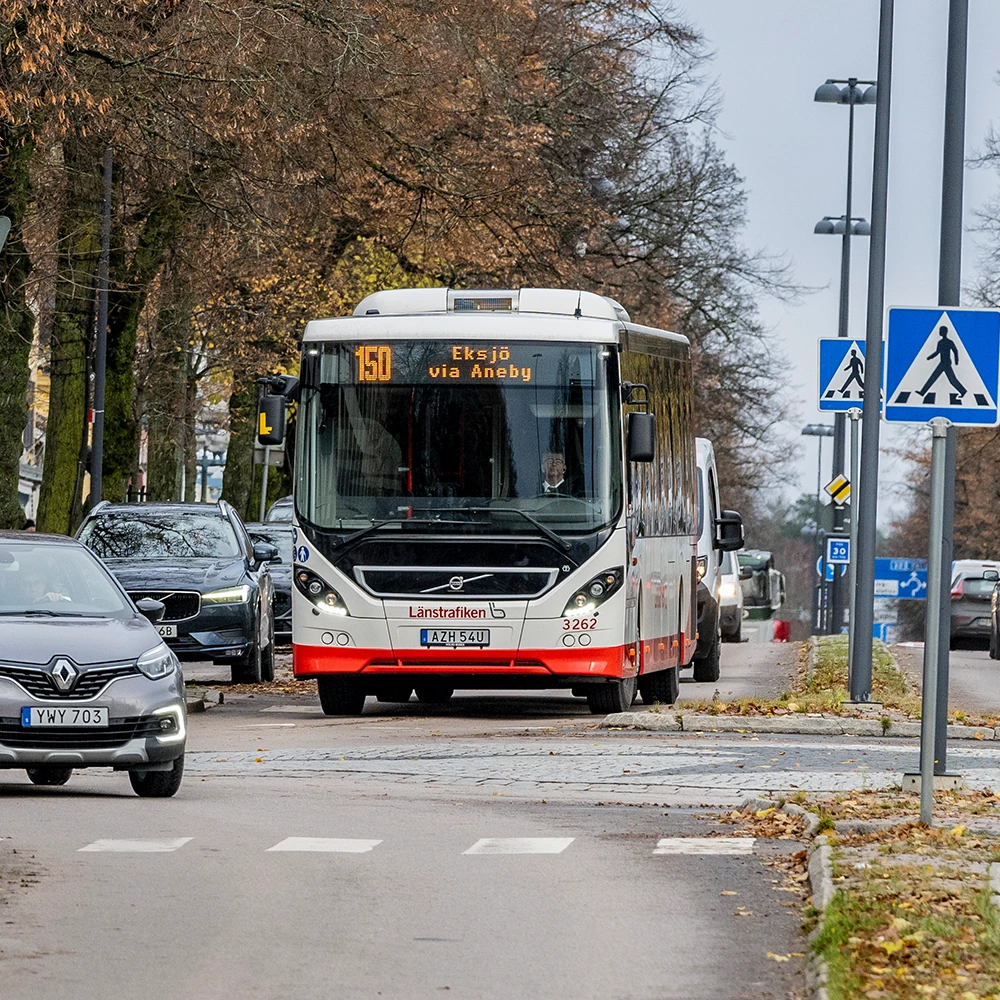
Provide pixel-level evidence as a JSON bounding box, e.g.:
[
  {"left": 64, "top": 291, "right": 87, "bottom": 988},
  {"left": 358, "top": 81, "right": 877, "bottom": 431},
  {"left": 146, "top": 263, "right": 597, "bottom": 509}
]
[{"left": 420, "top": 628, "right": 490, "bottom": 648}]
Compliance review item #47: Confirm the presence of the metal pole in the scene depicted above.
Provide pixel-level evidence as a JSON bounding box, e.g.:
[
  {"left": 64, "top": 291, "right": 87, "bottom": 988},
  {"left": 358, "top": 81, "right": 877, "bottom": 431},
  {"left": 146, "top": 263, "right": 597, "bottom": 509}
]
[
  {"left": 934, "top": 0, "right": 968, "bottom": 777},
  {"left": 90, "top": 146, "right": 112, "bottom": 505},
  {"left": 850, "top": 0, "right": 894, "bottom": 702},
  {"left": 814, "top": 437, "right": 824, "bottom": 633},
  {"left": 830, "top": 81, "right": 858, "bottom": 636},
  {"left": 847, "top": 408, "right": 862, "bottom": 693},
  {"left": 921, "top": 419, "right": 950, "bottom": 824},
  {"left": 259, "top": 446, "right": 271, "bottom": 522}
]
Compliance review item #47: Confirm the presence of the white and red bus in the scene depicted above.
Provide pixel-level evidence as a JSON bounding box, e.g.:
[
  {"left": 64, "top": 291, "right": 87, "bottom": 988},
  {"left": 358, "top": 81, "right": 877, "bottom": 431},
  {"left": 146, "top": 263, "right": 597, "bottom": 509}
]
[{"left": 258, "top": 287, "right": 742, "bottom": 715}]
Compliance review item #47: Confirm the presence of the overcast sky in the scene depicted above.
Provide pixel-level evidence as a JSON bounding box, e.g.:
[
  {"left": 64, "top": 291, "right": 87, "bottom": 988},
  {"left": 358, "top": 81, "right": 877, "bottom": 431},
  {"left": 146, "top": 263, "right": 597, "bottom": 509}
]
[{"left": 679, "top": 3, "right": 1000, "bottom": 524}]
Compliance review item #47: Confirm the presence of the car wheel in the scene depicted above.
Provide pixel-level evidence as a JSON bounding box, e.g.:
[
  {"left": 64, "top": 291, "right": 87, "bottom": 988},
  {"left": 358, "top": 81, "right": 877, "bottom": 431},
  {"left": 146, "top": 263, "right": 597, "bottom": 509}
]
[
  {"left": 376, "top": 684, "right": 413, "bottom": 704},
  {"left": 990, "top": 628, "right": 999, "bottom": 660},
  {"left": 260, "top": 614, "right": 276, "bottom": 683},
  {"left": 232, "top": 636, "right": 263, "bottom": 684},
  {"left": 414, "top": 684, "right": 454, "bottom": 704},
  {"left": 638, "top": 667, "right": 679, "bottom": 706},
  {"left": 129, "top": 756, "right": 184, "bottom": 798},
  {"left": 693, "top": 624, "right": 721, "bottom": 683},
  {"left": 317, "top": 677, "right": 366, "bottom": 716},
  {"left": 585, "top": 672, "right": 637, "bottom": 715},
  {"left": 26, "top": 767, "right": 72, "bottom": 787}
]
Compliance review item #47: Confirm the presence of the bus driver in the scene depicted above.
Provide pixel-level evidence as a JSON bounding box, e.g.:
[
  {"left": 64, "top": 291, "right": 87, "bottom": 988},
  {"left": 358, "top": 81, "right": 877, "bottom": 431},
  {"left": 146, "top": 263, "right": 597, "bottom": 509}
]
[{"left": 540, "top": 451, "right": 583, "bottom": 496}]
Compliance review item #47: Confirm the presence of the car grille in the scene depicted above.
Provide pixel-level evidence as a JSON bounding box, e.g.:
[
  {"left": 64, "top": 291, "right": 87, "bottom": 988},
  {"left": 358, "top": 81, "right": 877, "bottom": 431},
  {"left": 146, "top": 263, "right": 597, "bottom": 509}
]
[
  {"left": 0, "top": 663, "right": 141, "bottom": 701},
  {"left": 129, "top": 590, "right": 201, "bottom": 622},
  {"left": 0, "top": 715, "right": 166, "bottom": 749}
]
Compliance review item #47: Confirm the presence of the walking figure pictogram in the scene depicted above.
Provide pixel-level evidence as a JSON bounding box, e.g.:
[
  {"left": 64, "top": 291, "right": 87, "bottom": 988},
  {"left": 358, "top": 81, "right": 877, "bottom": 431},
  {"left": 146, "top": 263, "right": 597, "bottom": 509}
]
[
  {"left": 918, "top": 326, "right": 966, "bottom": 399},
  {"left": 838, "top": 347, "right": 865, "bottom": 395}
]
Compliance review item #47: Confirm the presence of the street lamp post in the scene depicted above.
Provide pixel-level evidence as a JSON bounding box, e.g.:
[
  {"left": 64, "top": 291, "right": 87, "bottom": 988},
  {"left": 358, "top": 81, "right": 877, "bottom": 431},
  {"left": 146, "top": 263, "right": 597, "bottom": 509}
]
[
  {"left": 802, "top": 424, "right": 835, "bottom": 634},
  {"left": 814, "top": 77, "right": 876, "bottom": 635}
]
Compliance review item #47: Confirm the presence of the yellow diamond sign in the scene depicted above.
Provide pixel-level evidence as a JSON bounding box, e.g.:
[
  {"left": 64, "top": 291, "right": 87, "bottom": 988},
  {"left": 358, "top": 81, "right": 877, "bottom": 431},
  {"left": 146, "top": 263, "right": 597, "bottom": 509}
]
[{"left": 824, "top": 475, "right": 851, "bottom": 505}]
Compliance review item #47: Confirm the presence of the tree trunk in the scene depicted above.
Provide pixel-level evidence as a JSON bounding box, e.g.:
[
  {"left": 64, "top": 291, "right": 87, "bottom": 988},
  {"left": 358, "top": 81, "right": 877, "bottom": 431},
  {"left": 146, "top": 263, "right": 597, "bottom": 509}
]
[
  {"left": 37, "top": 133, "right": 103, "bottom": 535},
  {"left": 221, "top": 382, "right": 257, "bottom": 520},
  {"left": 0, "top": 126, "right": 36, "bottom": 529}
]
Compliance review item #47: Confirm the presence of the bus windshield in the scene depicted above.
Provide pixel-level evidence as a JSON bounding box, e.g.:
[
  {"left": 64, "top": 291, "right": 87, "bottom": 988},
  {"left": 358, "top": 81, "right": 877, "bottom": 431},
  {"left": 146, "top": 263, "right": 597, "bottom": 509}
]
[{"left": 296, "top": 340, "right": 622, "bottom": 535}]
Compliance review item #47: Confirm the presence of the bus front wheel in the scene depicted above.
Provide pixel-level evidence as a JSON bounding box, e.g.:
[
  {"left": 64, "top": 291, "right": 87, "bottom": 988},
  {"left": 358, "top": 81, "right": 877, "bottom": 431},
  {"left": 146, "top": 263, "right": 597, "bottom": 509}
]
[
  {"left": 585, "top": 673, "right": 637, "bottom": 715},
  {"left": 317, "top": 677, "right": 366, "bottom": 716}
]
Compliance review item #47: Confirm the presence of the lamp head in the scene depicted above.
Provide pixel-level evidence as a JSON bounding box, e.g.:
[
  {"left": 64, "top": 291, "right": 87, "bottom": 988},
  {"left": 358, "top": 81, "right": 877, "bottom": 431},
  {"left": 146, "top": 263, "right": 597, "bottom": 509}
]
[{"left": 814, "top": 80, "right": 844, "bottom": 104}]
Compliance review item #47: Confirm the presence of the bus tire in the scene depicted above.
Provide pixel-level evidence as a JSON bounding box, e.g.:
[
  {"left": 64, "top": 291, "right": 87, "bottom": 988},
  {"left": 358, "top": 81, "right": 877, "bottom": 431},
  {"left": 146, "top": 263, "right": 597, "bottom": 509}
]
[
  {"left": 415, "top": 684, "right": 454, "bottom": 704},
  {"left": 585, "top": 673, "right": 637, "bottom": 715},
  {"left": 692, "top": 627, "right": 721, "bottom": 683},
  {"left": 317, "top": 677, "right": 366, "bottom": 716},
  {"left": 638, "top": 667, "right": 678, "bottom": 706}
]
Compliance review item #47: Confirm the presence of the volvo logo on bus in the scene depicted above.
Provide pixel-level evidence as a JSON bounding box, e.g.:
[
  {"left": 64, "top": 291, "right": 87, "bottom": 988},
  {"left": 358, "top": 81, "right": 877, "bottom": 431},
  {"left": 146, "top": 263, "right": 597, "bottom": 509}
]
[{"left": 448, "top": 576, "right": 464, "bottom": 592}]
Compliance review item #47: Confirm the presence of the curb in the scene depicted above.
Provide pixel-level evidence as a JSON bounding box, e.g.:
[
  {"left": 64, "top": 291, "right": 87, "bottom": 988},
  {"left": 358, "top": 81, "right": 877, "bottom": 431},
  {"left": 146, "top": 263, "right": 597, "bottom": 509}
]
[
  {"left": 601, "top": 710, "right": 996, "bottom": 741},
  {"left": 184, "top": 687, "right": 224, "bottom": 714}
]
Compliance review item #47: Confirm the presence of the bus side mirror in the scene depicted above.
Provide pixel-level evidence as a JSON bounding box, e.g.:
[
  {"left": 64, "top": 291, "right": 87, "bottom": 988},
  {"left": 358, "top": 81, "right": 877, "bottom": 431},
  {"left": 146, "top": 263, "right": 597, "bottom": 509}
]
[
  {"left": 627, "top": 412, "right": 655, "bottom": 462},
  {"left": 258, "top": 393, "right": 286, "bottom": 446},
  {"left": 715, "top": 510, "right": 744, "bottom": 552}
]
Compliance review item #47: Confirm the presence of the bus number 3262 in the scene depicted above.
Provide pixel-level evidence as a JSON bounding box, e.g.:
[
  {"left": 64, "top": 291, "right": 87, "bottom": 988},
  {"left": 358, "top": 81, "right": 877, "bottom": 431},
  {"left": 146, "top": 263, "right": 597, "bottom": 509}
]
[{"left": 563, "top": 618, "right": 598, "bottom": 630}]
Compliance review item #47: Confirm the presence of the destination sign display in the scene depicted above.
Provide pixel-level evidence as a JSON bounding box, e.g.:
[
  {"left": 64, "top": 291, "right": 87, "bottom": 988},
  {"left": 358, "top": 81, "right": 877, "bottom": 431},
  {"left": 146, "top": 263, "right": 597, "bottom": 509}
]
[{"left": 355, "top": 343, "right": 537, "bottom": 383}]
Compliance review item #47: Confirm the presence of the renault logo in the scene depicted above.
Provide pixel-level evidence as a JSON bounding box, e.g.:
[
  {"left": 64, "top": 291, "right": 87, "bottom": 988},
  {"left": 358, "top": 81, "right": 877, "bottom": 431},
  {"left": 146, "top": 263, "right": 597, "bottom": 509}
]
[{"left": 50, "top": 658, "right": 79, "bottom": 693}]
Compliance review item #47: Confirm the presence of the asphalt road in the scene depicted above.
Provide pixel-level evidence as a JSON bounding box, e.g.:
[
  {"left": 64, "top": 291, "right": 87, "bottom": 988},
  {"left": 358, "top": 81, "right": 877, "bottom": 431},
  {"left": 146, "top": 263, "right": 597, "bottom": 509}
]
[
  {"left": 896, "top": 645, "right": 1000, "bottom": 716},
  {"left": 0, "top": 641, "right": 811, "bottom": 1000}
]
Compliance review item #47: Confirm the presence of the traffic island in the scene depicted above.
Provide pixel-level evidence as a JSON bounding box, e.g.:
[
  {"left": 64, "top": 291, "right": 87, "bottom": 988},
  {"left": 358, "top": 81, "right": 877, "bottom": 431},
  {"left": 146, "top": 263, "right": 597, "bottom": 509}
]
[
  {"left": 724, "top": 790, "right": 1000, "bottom": 1000},
  {"left": 602, "top": 636, "right": 1000, "bottom": 739}
]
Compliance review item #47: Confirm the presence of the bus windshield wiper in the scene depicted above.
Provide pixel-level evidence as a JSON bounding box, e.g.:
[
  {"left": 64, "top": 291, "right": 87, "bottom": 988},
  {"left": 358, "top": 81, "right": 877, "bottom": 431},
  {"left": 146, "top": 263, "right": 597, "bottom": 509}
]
[
  {"left": 332, "top": 515, "right": 490, "bottom": 552},
  {"left": 416, "top": 506, "right": 571, "bottom": 552}
]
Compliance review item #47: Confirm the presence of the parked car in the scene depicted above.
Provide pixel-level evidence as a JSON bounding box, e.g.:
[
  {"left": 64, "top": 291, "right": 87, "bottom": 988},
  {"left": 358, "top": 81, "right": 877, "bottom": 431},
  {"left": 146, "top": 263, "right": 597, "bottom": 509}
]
[
  {"left": 246, "top": 523, "right": 293, "bottom": 643},
  {"left": 950, "top": 560, "right": 1000, "bottom": 650},
  {"left": 691, "top": 438, "right": 743, "bottom": 682},
  {"left": 0, "top": 531, "right": 186, "bottom": 796},
  {"left": 77, "top": 502, "right": 278, "bottom": 683},
  {"left": 265, "top": 496, "right": 294, "bottom": 523},
  {"left": 718, "top": 548, "right": 746, "bottom": 643}
]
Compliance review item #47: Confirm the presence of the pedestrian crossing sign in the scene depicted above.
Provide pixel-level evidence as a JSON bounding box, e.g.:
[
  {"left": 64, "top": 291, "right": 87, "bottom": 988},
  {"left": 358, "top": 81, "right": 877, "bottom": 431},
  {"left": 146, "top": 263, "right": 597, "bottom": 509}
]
[
  {"left": 817, "top": 338, "right": 882, "bottom": 412},
  {"left": 885, "top": 307, "right": 1000, "bottom": 426}
]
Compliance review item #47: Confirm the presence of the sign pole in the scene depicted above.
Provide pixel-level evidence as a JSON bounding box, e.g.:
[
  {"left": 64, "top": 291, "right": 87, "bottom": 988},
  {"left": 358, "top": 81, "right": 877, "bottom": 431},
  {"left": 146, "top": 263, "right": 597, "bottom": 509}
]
[
  {"left": 851, "top": 0, "right": 895, "bottom": 702},
  {"left": 847, "top": 408, "right": 862, "bottom": 694},
  {"left": 920, "top": 418, "right": 950, "bottom": 824},
  {"left": 259, "top": 445, "right": 270, "bottom": 522}
]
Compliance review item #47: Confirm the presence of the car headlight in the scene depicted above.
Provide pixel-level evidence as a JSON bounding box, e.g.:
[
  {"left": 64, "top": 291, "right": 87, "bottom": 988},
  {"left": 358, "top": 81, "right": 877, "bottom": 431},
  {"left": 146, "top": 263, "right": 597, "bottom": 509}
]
[
  {"left": 294, "top": 570, "right": 349, "bottom": 616},
  {"left": 202, "top": 584, "right": 251, "bottom": 605},
  {"left": 696, "top": 555, "right": 707, "bottom": 582},
  {"left": 137, "top": 643, "right": 178, "bottom": 680},
  {"left": 563, "top": 568, "right": 624, "bottom": 616},
  {"left": 718, "top": 581, "right": 737, "bottom": 599}
]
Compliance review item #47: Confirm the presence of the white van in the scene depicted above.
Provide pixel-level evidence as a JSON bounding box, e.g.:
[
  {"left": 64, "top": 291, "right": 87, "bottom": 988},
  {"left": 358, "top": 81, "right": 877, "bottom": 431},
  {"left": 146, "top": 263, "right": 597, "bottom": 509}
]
[
  {"left": 692, "top": 439, "right": 743, "bottom": 680},
  {"left": 718, "top": 548, "right": 745, "bottom": 642}
]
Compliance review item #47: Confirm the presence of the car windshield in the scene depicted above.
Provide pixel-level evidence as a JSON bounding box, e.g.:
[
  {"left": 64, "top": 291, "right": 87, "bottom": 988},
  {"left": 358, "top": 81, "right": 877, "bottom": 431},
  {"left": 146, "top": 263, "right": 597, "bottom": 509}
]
[
  {"left": 296, "top": 340, "right": 622, "bottom": 535},
  {"left": 248, "top": 527, "right": 293, "bottom": 563},
  {"left": 265, "top": 499, "right": 293, "bottom": 523},
  {"left": 720, "top": 549, "right": 734, "bottom": 574},
  {"left": 79, "top": 513, "right": 241, "bottom": 560},
  {"left": 0, "top": 542, "right": 132, "bottom": 618}
]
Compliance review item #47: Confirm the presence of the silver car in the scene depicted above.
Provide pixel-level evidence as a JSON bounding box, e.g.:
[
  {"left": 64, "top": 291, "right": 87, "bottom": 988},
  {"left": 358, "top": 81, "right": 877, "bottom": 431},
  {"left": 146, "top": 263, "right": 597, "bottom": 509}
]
[{"left": 0, "top": 532, "right": 186, "bottom": 796}]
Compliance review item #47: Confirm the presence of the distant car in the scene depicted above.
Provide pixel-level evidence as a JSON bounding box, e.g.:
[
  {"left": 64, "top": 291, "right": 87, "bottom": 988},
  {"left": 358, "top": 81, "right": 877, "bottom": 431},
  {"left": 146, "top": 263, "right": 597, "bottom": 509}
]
[
  {"left": 77, "top": 502, "right": 278, "bottom": 683},
  {"left": 265, "top": 496, "right": 294, "bottom": 523},
  {"left": 0, "top": 531, "right": 186, "bottom": 796},
  {"left": 246, "top": 523, "right": 292, "bottom": 643},
  {"left": 718, "top": 549, "right": 746, "bottom": 643},
  {"left": 951, "top": 560, "right": 1000, "bottom": 650}
]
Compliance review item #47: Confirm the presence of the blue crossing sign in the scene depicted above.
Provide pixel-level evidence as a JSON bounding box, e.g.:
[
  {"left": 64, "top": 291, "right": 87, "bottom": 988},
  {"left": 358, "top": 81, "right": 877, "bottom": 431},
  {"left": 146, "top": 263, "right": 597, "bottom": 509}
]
[
  {"left": 885, "top": 307, "right": 1000, "bottom": 425},
  {"left": 874, "top": 557, "right": 927, "bottom": 600},
  {"left": 826, "top": 536, "right": 850, "bottom": 565},
  {"left": 818, "top": 338, "right": 875, "bottom": 412}
]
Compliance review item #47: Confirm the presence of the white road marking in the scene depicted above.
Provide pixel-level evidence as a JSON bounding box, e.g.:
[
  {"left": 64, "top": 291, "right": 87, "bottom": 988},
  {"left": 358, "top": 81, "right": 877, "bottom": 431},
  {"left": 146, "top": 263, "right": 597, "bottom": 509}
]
[
  {"left": 266, "top": 838, "right": 382, "bottom": 853},
  {"left": 79, "top": 838, "right": 192, "bottom": 853},
  {"left": 235, "top": 723, "right": 296, "bottom": 729},
  {"left": 260, "top": 706, "right": 324, "bottom": 714},
  {"left": 463, "top": 838, "right": 574, "bottom": 855},
  {"left": 653, "top": 837, "right": 756, "bottom": 855}
]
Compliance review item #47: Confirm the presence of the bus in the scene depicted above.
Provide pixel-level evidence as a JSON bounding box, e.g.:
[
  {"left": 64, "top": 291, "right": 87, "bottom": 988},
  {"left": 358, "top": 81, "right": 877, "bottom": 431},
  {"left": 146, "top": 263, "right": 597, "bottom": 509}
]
[{"left": 257, "top": 288, "right": 743, "bottom": 715}]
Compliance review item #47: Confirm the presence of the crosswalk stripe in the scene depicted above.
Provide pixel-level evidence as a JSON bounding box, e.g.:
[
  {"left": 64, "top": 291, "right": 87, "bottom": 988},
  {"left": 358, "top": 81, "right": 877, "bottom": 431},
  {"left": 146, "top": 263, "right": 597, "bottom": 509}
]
[
  {"left": 463, "top": 837, "right": 574, "bottom": 855},
  {"left": 266, "top": 838, "right": 382, "bottom": 853},
  {"left": 653, "top": 837, "right": 756, "bottom": 856},
  {"left": 78, "top": 838, "right": 192, "bottom": 853}
]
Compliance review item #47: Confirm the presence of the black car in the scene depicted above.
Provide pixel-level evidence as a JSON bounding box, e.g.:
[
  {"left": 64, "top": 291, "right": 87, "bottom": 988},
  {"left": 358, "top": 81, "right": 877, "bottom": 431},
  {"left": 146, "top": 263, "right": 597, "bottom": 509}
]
[
  {"left": 77, "top": 502, "right": 278, "bottom": 683},
  {"left": 246, "top": 523, "right": 292, "bottom": 643}
]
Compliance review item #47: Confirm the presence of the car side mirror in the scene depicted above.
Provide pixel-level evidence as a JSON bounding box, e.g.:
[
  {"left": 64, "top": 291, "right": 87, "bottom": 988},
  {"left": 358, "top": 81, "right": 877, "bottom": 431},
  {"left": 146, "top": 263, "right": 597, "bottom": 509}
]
[
  {"left": 135, "top": 597, "right": 166, "bottom": 624},
  {"left": 985, "top": 570, "right": 999, "bottom": 581},
  {"left": 253, "top": 542, "right": 279, "bottom": 565},
  {"left": 715, "top": 510, "right": 744, "bottom": 552},
  {"left": 739, "top": 566, "right": 753, "bottom": 581},
  {"left": 626, "top": 412, "right": 655, "bottom": 463}
]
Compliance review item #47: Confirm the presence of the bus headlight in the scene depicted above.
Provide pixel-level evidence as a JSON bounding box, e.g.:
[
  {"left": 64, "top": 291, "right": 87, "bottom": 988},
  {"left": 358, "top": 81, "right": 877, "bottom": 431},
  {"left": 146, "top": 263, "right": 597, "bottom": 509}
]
[
  {"left": 563, "top": 568, "right": 623, "bottom": 616},
  {"left": 696, "top": 556, "right": 707, "bottom": 582},
  {"left": 294, "top": 569, "right": 349, "bottom": 616}
]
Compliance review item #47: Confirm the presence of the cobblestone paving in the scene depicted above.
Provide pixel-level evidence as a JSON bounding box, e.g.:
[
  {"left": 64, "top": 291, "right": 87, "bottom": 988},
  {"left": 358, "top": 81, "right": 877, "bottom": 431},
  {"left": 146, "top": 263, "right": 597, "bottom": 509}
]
[{"left": 186, "top": 736, "right": 1000, "bottom": 796}]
